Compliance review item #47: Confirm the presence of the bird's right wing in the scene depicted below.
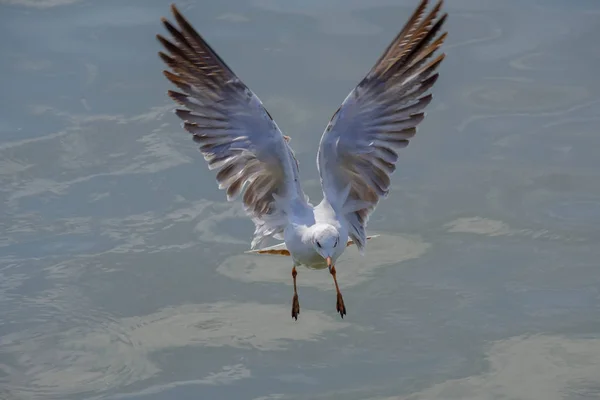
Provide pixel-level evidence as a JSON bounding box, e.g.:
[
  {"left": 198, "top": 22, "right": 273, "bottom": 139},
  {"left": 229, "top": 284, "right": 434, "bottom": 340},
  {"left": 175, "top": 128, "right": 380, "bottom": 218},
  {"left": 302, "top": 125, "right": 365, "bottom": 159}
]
[
  {"left": 316, "top": 0, "right": 447, "bottom": 250},
  {"left": 158, "top": 5, "right": 309, "bottom": 249}
]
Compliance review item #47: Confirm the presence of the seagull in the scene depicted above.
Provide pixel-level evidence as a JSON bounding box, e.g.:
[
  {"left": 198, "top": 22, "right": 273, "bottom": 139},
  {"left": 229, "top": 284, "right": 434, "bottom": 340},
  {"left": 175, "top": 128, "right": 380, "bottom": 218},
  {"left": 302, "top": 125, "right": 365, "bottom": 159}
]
[{"left": 157, "top": 0, "right": 447, "bottom": 320}]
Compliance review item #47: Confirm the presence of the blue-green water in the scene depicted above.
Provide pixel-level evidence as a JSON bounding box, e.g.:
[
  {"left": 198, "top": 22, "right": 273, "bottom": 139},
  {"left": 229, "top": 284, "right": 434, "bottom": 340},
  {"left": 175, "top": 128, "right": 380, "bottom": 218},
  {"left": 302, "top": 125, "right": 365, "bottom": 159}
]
[{"left": 1, "top": 0, "right": 600, "bottom": 399}]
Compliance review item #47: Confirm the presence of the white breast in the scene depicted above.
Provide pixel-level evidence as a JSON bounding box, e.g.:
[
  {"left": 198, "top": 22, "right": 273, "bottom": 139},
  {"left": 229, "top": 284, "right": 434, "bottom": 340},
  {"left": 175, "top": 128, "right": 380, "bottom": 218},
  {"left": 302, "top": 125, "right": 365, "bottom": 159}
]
[{"left": 284, "top": 224, "right": 328, "bottom": 269}]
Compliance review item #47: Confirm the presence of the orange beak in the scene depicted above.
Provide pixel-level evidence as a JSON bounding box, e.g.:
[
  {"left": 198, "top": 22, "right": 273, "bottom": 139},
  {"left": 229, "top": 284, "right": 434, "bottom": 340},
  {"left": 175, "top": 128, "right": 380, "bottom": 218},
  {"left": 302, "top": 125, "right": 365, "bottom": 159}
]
[{"left": 326, "top": 256, "right": 333, "bottom": 268}]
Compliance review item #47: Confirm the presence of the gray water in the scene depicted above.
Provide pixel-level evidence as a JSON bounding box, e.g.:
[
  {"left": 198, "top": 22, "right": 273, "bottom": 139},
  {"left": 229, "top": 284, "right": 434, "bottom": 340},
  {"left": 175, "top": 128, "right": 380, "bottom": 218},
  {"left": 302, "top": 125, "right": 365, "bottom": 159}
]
[{"left": 2, "top": 0, "right": 600, "bottom": 399}]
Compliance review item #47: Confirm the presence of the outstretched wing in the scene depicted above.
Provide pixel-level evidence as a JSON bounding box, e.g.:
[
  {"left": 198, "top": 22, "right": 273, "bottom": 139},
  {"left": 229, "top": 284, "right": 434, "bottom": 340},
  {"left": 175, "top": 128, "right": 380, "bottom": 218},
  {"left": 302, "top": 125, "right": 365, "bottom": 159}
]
[
  {"left": 317, "top": 0, "right": 447, "bottom": 250},
  {"left": 158, "top": 5, "right": 308, "bottom": 249}
]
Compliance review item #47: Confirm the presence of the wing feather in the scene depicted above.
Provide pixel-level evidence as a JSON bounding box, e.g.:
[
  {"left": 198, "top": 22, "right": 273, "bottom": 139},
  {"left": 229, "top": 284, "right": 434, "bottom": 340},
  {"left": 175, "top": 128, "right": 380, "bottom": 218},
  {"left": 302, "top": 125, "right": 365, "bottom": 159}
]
[
  {"left": 317, "top": 0, "right": 447, "bottom": 250},
  {"left": 158, "top": 5, "right": 308, "bottom": 248}
]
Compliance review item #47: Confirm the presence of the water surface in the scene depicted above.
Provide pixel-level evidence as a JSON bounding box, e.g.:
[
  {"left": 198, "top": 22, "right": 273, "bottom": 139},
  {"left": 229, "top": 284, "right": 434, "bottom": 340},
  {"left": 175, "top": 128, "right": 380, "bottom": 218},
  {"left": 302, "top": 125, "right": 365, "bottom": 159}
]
[{"left": 1, "top": 0, "right": 600, "bottom": 399}]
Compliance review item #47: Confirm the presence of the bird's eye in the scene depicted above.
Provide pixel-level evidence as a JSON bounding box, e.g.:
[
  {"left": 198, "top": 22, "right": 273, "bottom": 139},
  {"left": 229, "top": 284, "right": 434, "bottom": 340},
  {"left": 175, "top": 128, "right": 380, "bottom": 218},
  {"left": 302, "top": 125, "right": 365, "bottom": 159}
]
[
  {"left": 316, "top": 241, "right": 321, "bottom": 248},
  {"left": 334, "top": 238, "right": 338, "bottom": 246}
]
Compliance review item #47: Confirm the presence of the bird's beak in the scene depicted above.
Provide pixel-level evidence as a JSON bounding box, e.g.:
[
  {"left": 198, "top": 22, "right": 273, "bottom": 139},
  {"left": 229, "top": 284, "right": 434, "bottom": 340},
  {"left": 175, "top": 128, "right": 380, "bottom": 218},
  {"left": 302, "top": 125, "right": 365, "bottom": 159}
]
[{"left": 326, "top": 256, "right": 333, "bottom": 268}]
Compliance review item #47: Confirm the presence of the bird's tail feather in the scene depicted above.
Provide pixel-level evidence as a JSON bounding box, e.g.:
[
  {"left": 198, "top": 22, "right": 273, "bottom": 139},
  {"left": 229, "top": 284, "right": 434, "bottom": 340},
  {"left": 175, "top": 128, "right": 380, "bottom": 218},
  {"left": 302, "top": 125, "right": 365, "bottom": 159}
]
[{"left": 245, "top": 235, "right": 380, "bottom": 256}]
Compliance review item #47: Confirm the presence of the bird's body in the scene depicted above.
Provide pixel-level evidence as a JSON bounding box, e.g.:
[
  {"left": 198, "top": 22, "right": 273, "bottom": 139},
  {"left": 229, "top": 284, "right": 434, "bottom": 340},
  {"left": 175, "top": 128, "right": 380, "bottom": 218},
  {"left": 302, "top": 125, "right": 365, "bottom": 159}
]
[
  {"left": 157, "top": 0, "right": 448, "bottom": 319},
  {"left": 284, "top": 200, "right": 349, "bottom": 270}
]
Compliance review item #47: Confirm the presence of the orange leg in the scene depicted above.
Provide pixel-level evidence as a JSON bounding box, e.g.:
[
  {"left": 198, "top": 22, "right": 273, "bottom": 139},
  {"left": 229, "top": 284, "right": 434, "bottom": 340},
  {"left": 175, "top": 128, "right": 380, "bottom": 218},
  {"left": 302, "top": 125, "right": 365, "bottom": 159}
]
[
  {"left": 291, "top": 266, "right": 300, "bottom": 320},
  {"left": 329, "top": 265, "right": 346, "bottom": 318}
]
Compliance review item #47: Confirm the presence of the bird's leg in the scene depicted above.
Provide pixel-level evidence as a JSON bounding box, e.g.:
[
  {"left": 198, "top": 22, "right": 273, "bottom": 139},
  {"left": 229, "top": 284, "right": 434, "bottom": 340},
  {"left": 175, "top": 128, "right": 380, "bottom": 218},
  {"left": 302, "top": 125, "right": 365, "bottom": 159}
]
[
  {"left": 291, "top": 266, "right": 300, "bottom": 320},
  {"left": 329, "top": 264, "right": 346, "bottom": 318}
]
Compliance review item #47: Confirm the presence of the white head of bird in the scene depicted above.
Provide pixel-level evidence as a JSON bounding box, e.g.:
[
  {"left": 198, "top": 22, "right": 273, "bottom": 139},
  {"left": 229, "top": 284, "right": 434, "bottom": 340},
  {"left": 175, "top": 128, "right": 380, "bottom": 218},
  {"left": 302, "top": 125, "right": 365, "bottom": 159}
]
[{"left": 312, "top": 224, "right": 340, "bottom": 267}]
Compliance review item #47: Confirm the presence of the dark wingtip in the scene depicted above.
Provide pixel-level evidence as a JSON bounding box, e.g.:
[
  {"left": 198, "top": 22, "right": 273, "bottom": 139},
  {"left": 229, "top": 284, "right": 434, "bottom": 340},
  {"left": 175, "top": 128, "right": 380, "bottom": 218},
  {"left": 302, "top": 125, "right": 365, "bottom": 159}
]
[
  {"left": 163, "top": 69, "right": 186, "bottom": 87},
  {"left": 438, "top": 12, "right": 448, "bottom": 28},
  {"left": 167, "top": 90, "right": 189, "bottom": 106},
  {"left": 158, "top": 51, "right": 173, "bottom": 66},
  {"left": 426, "top": 72, "right": 439, "bottom": 83},
  {"left": 420, "top": 93, "right": 433, "bottom": 103},
  {"left": 170, "top": 3, "right": 186, "bottom": 24},
  {"left": 156, "top": 34, "right": 169, "bottom": 47},
  {"left": 174, "top": 109, "right": 192, "bottom": 120}
]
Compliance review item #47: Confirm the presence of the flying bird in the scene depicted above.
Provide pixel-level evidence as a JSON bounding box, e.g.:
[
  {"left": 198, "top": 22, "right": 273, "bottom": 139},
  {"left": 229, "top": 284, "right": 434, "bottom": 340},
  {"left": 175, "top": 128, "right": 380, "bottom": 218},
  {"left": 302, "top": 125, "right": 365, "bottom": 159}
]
[{"left": 157, "top": 0, "right": 447, "bottom": 320}]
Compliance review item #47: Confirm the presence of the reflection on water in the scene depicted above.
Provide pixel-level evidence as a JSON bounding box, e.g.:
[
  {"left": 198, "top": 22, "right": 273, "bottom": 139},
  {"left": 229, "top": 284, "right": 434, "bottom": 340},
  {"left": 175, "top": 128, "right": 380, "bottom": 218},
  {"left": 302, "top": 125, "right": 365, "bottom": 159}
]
[
  {"left": 362, "top": 335, "right": 600, "bottom": 400},
  {"left": 2, "top": 302, "right": 348, "bottom": 398},
  {"left": 1, "top": 0, "right": 600, "bottom": 399},
  {"left": 406, "top": 335, "right": 600, "bottom": 400}
]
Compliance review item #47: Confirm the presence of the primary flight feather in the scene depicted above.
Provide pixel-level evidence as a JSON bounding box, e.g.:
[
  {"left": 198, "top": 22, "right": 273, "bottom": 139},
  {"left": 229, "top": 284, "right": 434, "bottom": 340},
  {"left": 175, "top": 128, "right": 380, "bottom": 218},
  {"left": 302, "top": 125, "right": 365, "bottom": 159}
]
[{"left": 157, "top": 0, "right": 447, "bottom": 320}]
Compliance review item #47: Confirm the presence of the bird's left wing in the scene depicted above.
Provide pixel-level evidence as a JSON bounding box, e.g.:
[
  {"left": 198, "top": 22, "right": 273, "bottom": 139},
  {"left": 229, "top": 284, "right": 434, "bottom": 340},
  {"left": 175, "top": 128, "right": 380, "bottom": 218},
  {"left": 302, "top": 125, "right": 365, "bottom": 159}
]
[
  {"left": 317, "top": 0, "right": 447, "bottom": 251},
  {"left": 158, "top": 5, "right": 308, "bottom": 249}
]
